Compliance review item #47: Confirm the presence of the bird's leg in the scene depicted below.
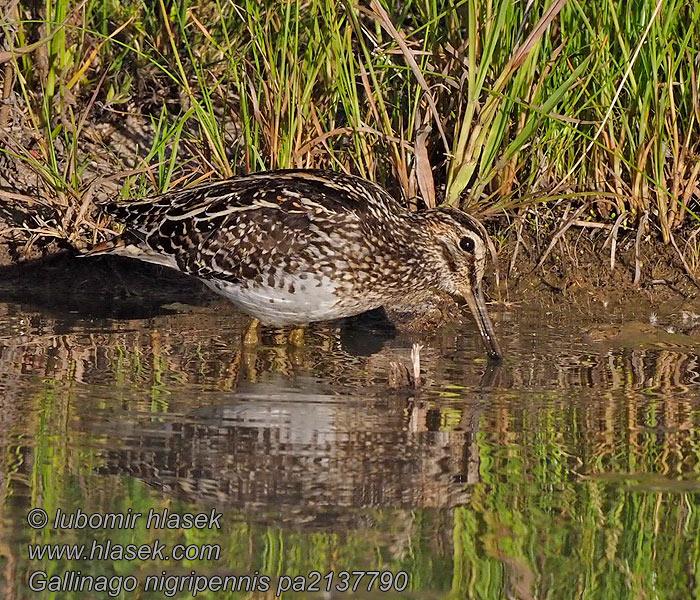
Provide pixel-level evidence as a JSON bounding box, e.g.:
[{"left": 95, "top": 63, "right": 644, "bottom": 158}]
[
  {"left": 241, "top": 349, "right": 258, "bottom": 382},
  {"left": 243, "top": 318, "right": 261, "bottom": 346},
  {"left": 288, "top": 326, "right": 306, "bottom": 347}
]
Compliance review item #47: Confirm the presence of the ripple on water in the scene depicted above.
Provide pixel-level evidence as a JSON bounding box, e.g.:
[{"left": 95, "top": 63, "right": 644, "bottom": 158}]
[{"left": 1, "top": 300, "right": 699, "bottom": 599}]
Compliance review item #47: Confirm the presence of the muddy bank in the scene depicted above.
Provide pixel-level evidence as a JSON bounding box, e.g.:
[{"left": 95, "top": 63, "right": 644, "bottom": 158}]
[
  {"left": 0, "top": 251, "right": 212, "bottom": 318},
  {"left": 502, "top": 225, "right": 700, "bottom": 318}
]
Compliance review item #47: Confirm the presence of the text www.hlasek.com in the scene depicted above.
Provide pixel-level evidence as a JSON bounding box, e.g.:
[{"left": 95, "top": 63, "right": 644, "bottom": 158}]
[{"left": 28, "top": 539, "right": 220, "bottom": 561}]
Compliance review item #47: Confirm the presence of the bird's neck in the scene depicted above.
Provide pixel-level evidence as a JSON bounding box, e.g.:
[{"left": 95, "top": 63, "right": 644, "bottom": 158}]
[{"left": 397, "top": 210, "right": 447, "bottom": 288}]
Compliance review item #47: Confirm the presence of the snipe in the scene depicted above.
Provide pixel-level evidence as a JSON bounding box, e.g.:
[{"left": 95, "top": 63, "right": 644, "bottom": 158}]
[{"left": 88, "top": 170, "right": 502, "bottom": 360}]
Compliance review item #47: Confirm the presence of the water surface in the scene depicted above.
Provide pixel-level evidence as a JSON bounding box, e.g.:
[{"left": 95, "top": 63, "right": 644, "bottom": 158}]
[{"left": 1, "top": 276, "right": 699, "bottom": 599}]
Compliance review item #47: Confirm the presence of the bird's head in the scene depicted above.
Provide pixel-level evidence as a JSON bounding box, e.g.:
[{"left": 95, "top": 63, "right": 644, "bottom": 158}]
[{"left": 414, "top": 207, "right": 502, "bottom": 361}]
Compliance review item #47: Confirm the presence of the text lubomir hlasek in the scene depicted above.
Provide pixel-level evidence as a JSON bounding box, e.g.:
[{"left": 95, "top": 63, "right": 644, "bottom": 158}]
[{"left": 51, "top": 508, "right": 221, "bottom": 530}]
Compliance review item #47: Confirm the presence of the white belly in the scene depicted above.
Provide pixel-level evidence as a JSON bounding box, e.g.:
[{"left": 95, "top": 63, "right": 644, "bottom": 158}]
[{"left": 203, "top": 276, "right": 346, "bottom": 325}]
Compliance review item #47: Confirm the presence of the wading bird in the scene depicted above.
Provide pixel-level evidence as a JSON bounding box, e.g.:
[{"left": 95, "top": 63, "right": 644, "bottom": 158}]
[{"left": 88, "top": 170, "right": 502, "bottom": 360}]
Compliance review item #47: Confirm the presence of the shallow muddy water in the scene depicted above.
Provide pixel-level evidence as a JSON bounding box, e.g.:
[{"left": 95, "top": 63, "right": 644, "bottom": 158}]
[{"left": 1, "top": 269, "right": 700, "bottom": 599}]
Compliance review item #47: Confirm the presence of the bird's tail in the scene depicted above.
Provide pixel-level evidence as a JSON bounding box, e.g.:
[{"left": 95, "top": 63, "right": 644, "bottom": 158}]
[{"left": 81, "top": 234, "right": 177, "bottom": 269}]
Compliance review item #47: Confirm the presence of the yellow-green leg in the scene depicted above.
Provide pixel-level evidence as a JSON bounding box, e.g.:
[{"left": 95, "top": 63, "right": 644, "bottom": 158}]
[
  {"left": 243, "top": 318, "right": 261, "bottom": 346},
  {"left": 288, "top": 326, "right": 306, "bottom": 347}
]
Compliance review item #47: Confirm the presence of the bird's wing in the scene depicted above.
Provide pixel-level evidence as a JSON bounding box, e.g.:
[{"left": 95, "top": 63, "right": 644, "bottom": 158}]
[{"left": 100, "top": 170, "right": 401, "bottom": 282}]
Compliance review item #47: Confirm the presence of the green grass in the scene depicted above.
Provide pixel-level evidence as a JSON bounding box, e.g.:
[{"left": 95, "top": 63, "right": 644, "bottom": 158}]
[{"left": 1, "top": 0, "right": 700, "bottom": 271}]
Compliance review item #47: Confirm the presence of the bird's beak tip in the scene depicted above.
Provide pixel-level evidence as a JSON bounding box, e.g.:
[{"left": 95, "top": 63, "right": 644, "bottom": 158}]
[
  {"left": 487, "top": 348, "right": 503, "bottom": 362},
  {"left": 460, "top": 283, "right": 503, "bottom": 361}
]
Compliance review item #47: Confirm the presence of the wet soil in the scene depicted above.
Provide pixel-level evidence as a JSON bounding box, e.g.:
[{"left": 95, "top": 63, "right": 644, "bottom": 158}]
[{"left": 0, "top": 251, "right": 211, "bottom": 318}]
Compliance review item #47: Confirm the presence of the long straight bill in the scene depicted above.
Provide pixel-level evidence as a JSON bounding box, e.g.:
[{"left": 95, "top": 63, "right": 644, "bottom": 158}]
[{"left": 462, "top": 284, "right": 502, "bottom": 361}]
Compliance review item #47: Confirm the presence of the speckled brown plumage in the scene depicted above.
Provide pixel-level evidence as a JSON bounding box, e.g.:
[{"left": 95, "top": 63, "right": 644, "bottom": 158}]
[{"left": 91, "top": 169, "right": 502, "bottom": 359}]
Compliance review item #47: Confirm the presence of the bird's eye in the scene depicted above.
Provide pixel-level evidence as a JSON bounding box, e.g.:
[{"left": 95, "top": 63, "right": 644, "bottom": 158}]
[{"left": 459, "top": 236, "right": 475, "bottom": 253}]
